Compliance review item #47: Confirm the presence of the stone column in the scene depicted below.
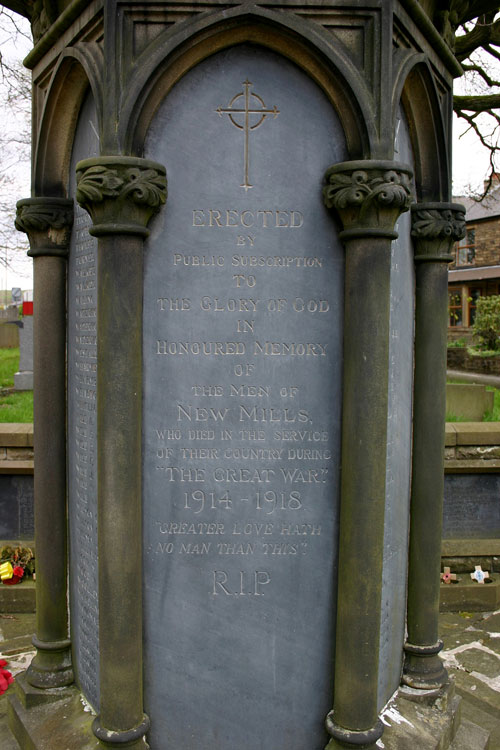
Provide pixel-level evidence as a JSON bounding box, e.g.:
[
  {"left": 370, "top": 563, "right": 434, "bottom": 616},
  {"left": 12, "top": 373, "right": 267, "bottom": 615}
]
[
  {"left": 322, "top": 162, "right": 413, "bottom": 750},
  {"left": 75, "top": 156, "right": 166, "bottom": 749},
  {"left": 403, "top": 203, "right": 465, "bottom": 690},
  {"left": 15, "top": 197, "right": 74, "bottom": 689}
]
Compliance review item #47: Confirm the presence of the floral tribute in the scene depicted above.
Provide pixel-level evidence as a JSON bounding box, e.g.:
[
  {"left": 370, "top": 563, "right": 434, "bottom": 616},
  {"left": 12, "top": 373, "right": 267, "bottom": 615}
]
[
  {"left": 0, "top": 546, "right": 35, "bottom": 585},
  {"left": 0, "top": 660, "right": 13, "bottom": 695}
]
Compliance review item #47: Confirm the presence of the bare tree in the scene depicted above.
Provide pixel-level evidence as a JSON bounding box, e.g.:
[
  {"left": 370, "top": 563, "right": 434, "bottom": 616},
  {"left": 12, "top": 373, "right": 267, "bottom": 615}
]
[
  {"left": 0, "top": 7, "right": 32, "bottom": 288},
  {"left": 439, "top": 2, "right": 500, "bottom": 196}
]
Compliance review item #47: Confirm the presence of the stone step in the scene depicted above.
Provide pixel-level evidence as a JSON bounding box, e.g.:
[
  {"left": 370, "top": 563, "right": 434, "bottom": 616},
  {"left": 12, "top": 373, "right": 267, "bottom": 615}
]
[
  {"left": 460, "top": 696, "right": 500, "bottom": 749},
  {"left": 449, "top": 719, "right": 490, "bottom": 750},
  {"left": 0, "top": 580, "right": 35, "bottom": 614},
  {"left": 440, "top": 577, "right": 500, "bottom": 613}
]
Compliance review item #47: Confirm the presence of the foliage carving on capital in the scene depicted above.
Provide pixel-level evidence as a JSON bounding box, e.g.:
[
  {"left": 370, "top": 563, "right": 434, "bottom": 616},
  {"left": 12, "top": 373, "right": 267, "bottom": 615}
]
[
  {"left": 15, "top": 198, "right": 74, "bottom": 258},
  {"left": 411, "top": 205, "right": 466, "bottom": 241},
  {"left": 411, "top": 203, "right": 466, "bottom": 262},
  {"left": 75, "top": 157, "right": 167, "bottom": 237},
  {"left": 324, "top": 169, "right": 412, "bottom": 211},
  {"left": 15, "top": 200, "right": 73, "bottom": 235},
  {"left": 323, "top": 161, "right": 413, "bottom": 237}
]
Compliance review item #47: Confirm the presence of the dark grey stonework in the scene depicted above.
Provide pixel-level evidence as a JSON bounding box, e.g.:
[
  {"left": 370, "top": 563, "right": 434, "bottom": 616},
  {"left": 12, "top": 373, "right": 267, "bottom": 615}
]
[
  {"left": 67, "top": 91, "right": 100, "bottom": 710},
  {"left": 0, "top": 475, "right": 34, "bottom": 539},
  {"left": 443, "top": 474, "right": 500, "bottom": 539},
  {"left": 143, "top": 45, "right": 346, "bottom": 749},
  {"left": 378, "top": 108, "right": 415, "bottom": 708}
]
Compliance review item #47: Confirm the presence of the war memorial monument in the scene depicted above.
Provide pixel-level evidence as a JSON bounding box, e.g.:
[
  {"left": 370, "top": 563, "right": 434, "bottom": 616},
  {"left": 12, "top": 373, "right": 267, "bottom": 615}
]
[{"left": 0, "top": 0, "right": 484, "bottom": 746}]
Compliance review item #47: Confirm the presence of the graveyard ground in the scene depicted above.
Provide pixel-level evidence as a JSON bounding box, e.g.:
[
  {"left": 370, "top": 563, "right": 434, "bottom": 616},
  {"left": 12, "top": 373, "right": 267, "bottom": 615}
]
[{"left": 0, "top": 609, "right": 499, "bottom": 749}]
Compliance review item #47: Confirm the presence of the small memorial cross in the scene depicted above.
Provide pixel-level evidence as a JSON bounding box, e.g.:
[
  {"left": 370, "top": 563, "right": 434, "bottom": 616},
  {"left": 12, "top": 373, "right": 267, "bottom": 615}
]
[
  {"left": 440, "top": 567, "right": 457, "bottom": 584},
  {"left": 470, "top": 565, "right": 489, "bottom": 584}
]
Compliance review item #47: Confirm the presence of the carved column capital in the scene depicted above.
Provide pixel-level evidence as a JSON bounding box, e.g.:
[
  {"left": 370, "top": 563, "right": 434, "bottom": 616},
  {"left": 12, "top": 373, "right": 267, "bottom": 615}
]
[
  {"left": 323, "top": 160, "right": 413, "bottom": 240},
  {"left": 15, "top": 198, "right": 74, "bottom": 258},
  {"left": 411, "top": 202, "right": 466, "bottom": 262},
  {"left": 76, "top": 156, "right": 167, "bottom": 238}
]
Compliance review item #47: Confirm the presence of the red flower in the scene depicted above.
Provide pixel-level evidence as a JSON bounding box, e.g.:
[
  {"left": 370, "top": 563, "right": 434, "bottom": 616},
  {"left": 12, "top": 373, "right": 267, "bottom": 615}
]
[
  {"left": 0, "top": 662, "right": 13, "bottom": 695},
  {"left": 12, "top": 566, "right": 24, "bottom": 578}
]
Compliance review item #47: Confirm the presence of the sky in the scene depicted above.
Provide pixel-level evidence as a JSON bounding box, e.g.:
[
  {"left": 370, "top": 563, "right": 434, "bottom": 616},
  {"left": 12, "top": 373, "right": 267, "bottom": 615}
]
[{"left": 0, "top": 14, "right": 497, "bottom": 290}]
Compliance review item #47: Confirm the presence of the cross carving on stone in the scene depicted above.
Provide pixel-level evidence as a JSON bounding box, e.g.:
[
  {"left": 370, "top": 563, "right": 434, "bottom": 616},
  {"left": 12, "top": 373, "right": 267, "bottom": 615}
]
[{"left": 216, "top": 80, "right": 279, "bottom": 191}]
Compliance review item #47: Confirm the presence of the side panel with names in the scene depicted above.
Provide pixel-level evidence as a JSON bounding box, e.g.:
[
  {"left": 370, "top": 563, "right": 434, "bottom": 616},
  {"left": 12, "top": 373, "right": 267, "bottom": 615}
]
[
  {"left": 143, "top": 46, "right": 346, "bottom": 749},
  {"left": 67, "top": 91, "right": 100, "bottom": 709}
]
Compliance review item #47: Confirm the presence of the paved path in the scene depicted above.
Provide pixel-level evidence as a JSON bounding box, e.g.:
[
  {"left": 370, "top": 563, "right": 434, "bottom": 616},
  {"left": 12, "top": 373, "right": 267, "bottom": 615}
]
[{"left": 1, "top": 611, "right": 499, "bottom": 748}]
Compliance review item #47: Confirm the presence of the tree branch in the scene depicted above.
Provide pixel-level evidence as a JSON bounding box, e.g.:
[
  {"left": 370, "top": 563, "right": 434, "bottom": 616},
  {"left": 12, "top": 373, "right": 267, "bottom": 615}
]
[
  {"left": 456, "top": 1, "right": 500, "bottom": 26},
  {"left": 455, "top": 16, "right": 500, "bottom": 61},
  {"left": 462, "top": 63, "right": 500, "bottom": 86},
  {"left": 454, "top": 93, "right": 500, "bottom": 111}
]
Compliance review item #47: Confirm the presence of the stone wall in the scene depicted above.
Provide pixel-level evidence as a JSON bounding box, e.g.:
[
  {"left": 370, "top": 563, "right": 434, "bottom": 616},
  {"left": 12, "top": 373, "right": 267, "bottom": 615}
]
[
  {"left": 447, "top": 346, "right": 500, "bottom": 375},
  {"left": 0, "top": 424, "right": 34, "bottom": 469}
]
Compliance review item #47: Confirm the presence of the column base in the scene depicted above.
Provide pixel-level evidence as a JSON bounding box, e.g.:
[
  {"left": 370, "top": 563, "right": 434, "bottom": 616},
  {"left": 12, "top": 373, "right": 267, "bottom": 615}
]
[
  {"left": 8, "top": 672, "right": 98, "bottom": 750},
  {"left": 92, "top": 714, "right": 150, "bottom": 749},
  {"left": 26, "top": 636, "right": 74, "bottom": 689},
  {"left": 325, "top": 713, "right": 384, "bottom": 749},
  {"left": 402, "top": 640, "right": 448, "bottom": 689}
]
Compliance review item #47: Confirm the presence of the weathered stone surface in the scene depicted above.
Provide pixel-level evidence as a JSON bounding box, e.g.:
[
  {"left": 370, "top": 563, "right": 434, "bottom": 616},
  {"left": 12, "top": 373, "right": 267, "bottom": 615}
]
[
  {"left": 456, "top": 445, "right": 500, "bottom": 459},
  {"left": 67, "top": 91, "right": 100, "bottom": 710},
  {"left": 443, "top": 474, "right": 500, "bottom": 539},
  {"left": 143, "top": 45, "right": 346, "bottom": 749},
  {"left": 446, "top": 384, "right": 494, "bottom": 421},
  {"left": 378, "top": 104, "right": 415, "bottom": 708},
  {"left": 0, "top": 475, "right": 34, "bottom": 539}
]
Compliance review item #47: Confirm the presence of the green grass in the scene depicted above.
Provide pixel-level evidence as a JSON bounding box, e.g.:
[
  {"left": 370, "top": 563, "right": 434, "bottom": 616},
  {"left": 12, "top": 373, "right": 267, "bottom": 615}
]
[
  {"left": 0, "top": 348, "right": 33, "bottom": 423},
  {"left": 445, "top": 412, "right": 469, "bottom": 422},
  {"left": 483, "top": 385, "right": 500, "bottom": 421},
  {"left": 0, "top": 348, "right": 19, "bottom": 387}
]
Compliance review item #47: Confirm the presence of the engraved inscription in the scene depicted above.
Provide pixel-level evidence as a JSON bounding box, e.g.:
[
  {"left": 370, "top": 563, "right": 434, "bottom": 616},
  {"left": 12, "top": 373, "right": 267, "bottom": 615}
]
[
  {"left": 67, "top": 92, "right": 99, "bottom": 710},
  {"left": 142, "top": 45, "right": 347, "bottom": 750},
  {"left": 68, "top": 203, "right": 99, "bottom": 708}
]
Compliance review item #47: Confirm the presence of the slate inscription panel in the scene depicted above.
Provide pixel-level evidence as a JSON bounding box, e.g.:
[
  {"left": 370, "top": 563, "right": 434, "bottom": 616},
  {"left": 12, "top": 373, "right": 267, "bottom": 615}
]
[
  {"left": 443, "top": 474, "right": 500, "bottom": 539},
  {"left": 378, "top": 106, "right": 415, "bottom": 708},
  {"left": 0, "top": 475, "right": 34, "bottom": 539},
  {"left": 67, "top": 91, "right": 100, "bottom": 709},
  {"left": 143, "top": 46, "right": 346, "bottom": 749}
]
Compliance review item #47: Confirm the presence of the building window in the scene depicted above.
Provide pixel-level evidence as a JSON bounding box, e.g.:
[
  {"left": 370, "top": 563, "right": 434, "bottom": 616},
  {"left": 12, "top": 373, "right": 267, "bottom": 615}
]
[
  {"left": 455, "top": 228, "right": 475, "bottom": 266},
  {"left": 468, "top": 287, "right": 481, "bottom": 325},
  {"left": 449, "top": 288, "right": 463, "bottom": 326}
]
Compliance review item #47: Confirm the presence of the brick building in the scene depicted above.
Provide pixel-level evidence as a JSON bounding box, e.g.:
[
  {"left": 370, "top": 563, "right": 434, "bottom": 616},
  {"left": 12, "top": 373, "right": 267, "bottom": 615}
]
[{"left": 449, "top": 181, "right": 500, "bottom": 336}]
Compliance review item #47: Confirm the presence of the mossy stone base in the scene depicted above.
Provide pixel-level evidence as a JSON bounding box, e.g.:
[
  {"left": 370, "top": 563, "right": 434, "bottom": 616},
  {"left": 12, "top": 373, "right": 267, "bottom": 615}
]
[
  {"left": 379, "top": 683, "right": 489, "bottom": 750},
  {"left": 7, "top": 673, "right": 98, "bottom": 749},
  {"left": 440, "top": 576, "right": 500, "bottom": 612}
]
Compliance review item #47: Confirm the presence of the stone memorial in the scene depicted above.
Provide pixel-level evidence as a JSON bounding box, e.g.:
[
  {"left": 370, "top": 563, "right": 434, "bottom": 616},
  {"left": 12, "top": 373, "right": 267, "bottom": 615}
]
[
  {"left": 14, "top": 315, "right": 34, "bottom": 390},
  {"left": 5, "top": 0, "right": 487, "bottom": 749},
  {"left": 443, "top": 474, "right": 500, "bottom": 540},
  {"left": 0, "top": 475, "right": 34, "bottom": 540}
]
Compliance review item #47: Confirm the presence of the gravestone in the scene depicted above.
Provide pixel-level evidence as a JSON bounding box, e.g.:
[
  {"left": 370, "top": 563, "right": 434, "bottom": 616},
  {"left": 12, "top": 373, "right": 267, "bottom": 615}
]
[
  {"left": 14, "top": 316, "right": 33, "bottom": 390},
  {"left": 0, "top": 475, "right": 34, "bottom": 539},
  {"left": 446, "top": 383, "right": 494, "bottom": 421},
  {"left": 443, "top": 474, "right": 500, "bottom": 539},
  {"left": 142, "top": 45, "right": 346, "bottom": 748}
]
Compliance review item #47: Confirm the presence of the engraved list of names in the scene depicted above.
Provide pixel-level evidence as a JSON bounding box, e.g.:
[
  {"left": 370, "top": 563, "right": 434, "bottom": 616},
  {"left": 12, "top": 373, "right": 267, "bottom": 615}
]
[
  {"left": 67, "top": 92, "right": 100, "bottom": 709},
  {"left": 143, "top": 46, "right": 347, "bottom": 750}
]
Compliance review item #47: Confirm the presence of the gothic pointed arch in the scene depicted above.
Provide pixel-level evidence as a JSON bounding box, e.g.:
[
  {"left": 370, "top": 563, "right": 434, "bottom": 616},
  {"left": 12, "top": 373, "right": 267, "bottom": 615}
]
[
  {"left": 115, "top": 6, "right": 374, "bottom": 160},
  {"left": 393, "top": 54, "right": 449, "bottom": 202},
  {"left": 34, "top": 43, "right": 104, "bottom": 196}
]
